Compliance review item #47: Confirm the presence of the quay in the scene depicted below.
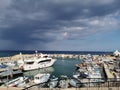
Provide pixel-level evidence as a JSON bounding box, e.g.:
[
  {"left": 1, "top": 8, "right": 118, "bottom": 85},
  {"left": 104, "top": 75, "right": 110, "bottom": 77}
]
[
  {"left": 103, "top": 63, "right": 114, "bottom": 80},
  {"left": 0, "top": 87, "right": 23, "bottom": 90}
]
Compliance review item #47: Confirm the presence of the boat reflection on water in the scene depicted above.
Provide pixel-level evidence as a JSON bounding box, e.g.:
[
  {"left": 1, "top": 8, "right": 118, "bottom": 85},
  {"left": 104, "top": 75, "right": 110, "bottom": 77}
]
[{"left": 23, "top": 67, "right": 54, "bottom": 77}]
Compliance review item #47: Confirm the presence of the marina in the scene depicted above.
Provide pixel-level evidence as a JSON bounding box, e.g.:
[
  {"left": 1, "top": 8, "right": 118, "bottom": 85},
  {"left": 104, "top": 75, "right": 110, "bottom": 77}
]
[{"left": 0, "top": 51, "right": 120, "bottom": 90}]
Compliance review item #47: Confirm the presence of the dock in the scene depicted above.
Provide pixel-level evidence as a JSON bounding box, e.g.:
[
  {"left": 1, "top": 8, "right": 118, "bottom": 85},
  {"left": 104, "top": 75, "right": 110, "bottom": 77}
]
[
  {"left": 0, "top": 87, "right": 23, "bottom": 90},
  {"left": 103, "top": 63, "right": 114, "bottom": 80}
]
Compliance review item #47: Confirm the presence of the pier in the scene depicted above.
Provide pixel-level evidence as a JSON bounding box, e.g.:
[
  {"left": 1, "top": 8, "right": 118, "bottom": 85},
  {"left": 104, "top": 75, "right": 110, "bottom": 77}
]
[{"left": 103, "top": 63, "right": 114, "bottom": 80}]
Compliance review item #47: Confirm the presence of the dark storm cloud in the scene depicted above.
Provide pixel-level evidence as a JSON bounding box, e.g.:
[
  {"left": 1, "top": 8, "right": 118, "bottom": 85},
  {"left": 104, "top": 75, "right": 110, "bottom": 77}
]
[{"left": 0, "top": 0, "right": 120, "bottom": 50}]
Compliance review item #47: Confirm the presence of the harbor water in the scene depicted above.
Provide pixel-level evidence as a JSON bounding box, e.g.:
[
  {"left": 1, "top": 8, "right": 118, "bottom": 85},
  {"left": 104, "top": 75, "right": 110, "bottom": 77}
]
[
  {"left": 23, "top": 58, "right": 81, "bottom": 78},
  {"left": 0, "top": 50, "right": 111, "bottom": 78}
]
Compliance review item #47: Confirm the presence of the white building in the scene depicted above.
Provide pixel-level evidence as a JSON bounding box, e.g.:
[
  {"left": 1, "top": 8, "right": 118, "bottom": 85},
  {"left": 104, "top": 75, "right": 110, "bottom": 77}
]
[{"left": 114, "top": 50, "right": 120, "bottom": 56}]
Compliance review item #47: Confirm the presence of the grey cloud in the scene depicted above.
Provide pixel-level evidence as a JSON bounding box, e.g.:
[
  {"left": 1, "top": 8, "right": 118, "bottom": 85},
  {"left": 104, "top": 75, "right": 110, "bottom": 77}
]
[{"left": 0, "top": 0, "right": 120, "bottom": 50}]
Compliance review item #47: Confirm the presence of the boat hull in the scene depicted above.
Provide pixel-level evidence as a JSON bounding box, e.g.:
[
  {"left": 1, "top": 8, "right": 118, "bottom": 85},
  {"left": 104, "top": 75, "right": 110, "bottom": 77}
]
[{"left": 23, "top": 59, "right": 56, "bottom": 71}]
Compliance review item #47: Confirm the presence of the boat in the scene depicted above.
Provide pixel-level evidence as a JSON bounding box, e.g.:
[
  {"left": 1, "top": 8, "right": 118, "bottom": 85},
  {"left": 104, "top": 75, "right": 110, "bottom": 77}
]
[
  {"left": 69, "top": 78, "right": 81, "bottom": 87},
  {"left": 48, "top": 76, "right": 58, "bottom": 88},
  {"left": 34, "top": 73, "right": 50, "bottom": 84},
  {"left": 0, "top": 63, "right": 8, "bottom": 69},
  {"left": 59, "top": 75, "right": 69, "bottom": 88},
  {"left": 19, "top": 53, "right": 56, "bottom": 71},
  {"left": 73, "top": 72, "right": 81, "bottom": 79},
  {"left": 4, "top": 61, "right": 17, "bottom": 67},
  {"left": 0, "top": 79, "right": 4, "bottom": 86},
  {"left": 5, "top": 76, "right": 29, "bottom": 87},
  {"left": 0, "top": 67, "right": 23, "bottom": 78}
]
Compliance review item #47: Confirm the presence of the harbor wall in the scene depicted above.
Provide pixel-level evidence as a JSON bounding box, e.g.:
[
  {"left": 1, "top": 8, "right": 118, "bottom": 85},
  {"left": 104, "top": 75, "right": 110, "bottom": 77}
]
[{"left": 0, "top": 53, "right": 116, "bottom": 63}]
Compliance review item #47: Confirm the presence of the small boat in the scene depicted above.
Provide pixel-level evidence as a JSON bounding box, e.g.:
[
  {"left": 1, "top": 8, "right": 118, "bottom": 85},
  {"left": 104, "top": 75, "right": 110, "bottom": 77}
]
[
  {"left": 0, "top": 63, "right": 8, "bottom": 69},
  {"left": 59, "top": 75, "right": 69, "bottom": 88},
  {"left": 80, "top": 72, "right": 88, "bottom": 78},
  {"left": 48, "top": 76, "right": 58, "bottom": 88},
  {"left": 0, "top": 67, "right": 23, "bottom": 78},
  {"left": 69, "top": 78, "right": 81, "bottom": 87},
  {"left": 34, "top": 73, "right": 50, "bottom": 84},
  {"left": 6, "top": 76, "right": 29, "bottom": 87},
  {"left": 4, "top": 61, "right": 17, "bottom": 67},
  {"left": 73, "top": 72, "right": 80, "bottom": 79},
  {"left": 0, "top": 79, "right": 4, "bottom": 86}
]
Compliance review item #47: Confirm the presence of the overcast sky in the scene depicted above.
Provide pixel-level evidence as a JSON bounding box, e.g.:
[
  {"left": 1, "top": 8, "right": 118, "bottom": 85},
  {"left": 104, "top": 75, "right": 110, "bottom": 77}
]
[{"left": 0, "top": 0, "right": 120, "bottom": 51}]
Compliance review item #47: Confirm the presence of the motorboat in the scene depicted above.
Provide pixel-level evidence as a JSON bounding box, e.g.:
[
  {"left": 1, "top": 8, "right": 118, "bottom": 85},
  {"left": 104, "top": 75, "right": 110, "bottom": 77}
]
[
  {"left": 69, "top": 78, "right": 81, "bottom": 87},
  {"left": 0, "top": 63, "right": 8, "bottom": 69},
  {"left": 4, "top": 61, "right": 17, "bottom": 67},
  {"left": 34, "top": 73, "right": 50, "bottom": 84},
  {"left": 59, "top": 75, "right": 69, "bottom": 88},
  {"left": 5, "top": 76, "right": 29, "bottom": 87},
  {"left": 0, "top": 67, "right": 23, "bottom": 78},
  {"left": 0, "top": 79, "right": 4, "bottom": 86},
  {"left": 73, "top": 72, "right": 81, "bottom": 79},
  {"left": 48, "top": 75, "right": 58, "bottom": 88},
  {"left": 19, "top": 53, "right": 56, "bottom": 71}
]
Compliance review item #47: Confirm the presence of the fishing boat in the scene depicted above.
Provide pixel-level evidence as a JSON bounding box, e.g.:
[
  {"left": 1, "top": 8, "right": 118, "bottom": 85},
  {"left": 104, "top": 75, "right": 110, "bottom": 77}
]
[
  {"left": 34, "top": 73, "right": 50, "bottom": 84},
  {"left": 48, "top": 76, "right": 58, "bottom": 88},
  {"left": 19, "top": 53, "right": 56, "bottom": 71},
  {"left": 5, "top": 76, "right": 29, "bottom": 87}
]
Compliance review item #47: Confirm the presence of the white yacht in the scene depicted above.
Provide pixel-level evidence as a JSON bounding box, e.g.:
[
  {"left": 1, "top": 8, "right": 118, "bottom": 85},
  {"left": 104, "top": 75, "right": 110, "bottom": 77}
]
[
  {"left": 19, "top": 53, "right": 56, "bottom": 71},
  {"left": 34, "top": 73, "right": 50, "bottom": 84}
]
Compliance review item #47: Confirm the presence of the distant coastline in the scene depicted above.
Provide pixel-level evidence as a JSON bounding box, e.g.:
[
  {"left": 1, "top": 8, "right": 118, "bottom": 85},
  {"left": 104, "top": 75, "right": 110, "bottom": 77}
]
[{"left": 0, "top": 50, "right": 113, "bottom": 57}]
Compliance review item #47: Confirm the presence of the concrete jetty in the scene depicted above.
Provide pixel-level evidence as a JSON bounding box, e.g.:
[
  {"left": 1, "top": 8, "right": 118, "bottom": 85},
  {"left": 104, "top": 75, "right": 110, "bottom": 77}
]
[
  {"left": 103, "top": 63, "right": 114, "bottom": 80},
  {"left": 0, "top": 87, "right": 23, "bottom": 90}
]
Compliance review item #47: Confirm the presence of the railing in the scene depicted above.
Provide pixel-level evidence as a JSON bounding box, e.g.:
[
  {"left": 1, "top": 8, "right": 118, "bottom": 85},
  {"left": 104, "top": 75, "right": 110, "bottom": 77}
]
[{"left": 22, "top": 78, "right": 120, "bottom": 90}]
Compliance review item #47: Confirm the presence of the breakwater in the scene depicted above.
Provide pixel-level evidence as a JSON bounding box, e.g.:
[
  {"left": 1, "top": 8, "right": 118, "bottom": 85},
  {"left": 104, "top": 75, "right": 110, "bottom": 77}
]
[{"left": 0, "top": 53, "right": 116, "bottom": 63}]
